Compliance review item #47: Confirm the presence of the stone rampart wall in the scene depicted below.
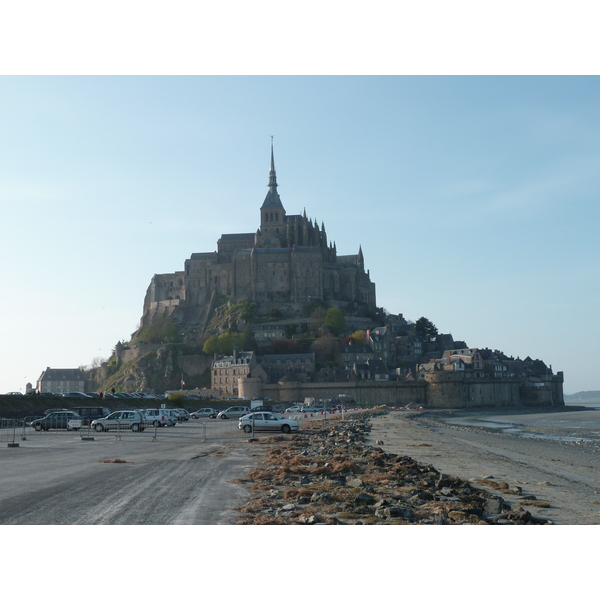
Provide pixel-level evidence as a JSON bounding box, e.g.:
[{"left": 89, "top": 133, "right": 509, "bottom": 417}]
[
  {"left": 240, "top": 372, "right": 565, "bottom": 408},
  {"left": 240, "top": 380, "right": 428, "bottom": 406}
]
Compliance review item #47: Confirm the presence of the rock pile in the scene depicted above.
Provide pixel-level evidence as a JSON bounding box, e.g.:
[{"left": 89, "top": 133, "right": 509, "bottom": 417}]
[{"left": 233, "top": 410, "right": 552, "bottom": 525}]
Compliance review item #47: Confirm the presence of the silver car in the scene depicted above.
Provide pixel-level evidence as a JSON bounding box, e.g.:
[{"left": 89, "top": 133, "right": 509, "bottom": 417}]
[
  {"left": 238, "top": 411, "right": 299, "bottom": 434},
  {"left": 218, "top": 406, "right": 251, "bottom": 419},
  {"left": 190, "top": 408, "right": 219, "bottom": 419},
  {"left": 91, "top": 410, "right": 146, "bottom": 432}
]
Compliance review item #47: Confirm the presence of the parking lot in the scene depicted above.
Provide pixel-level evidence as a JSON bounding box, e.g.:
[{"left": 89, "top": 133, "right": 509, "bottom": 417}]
[
  {"left": 0, "top": 408, "right": 364, "bottom": 524},
  {"left": 1, "top": 407, "right": 362, "bottom": 443}
]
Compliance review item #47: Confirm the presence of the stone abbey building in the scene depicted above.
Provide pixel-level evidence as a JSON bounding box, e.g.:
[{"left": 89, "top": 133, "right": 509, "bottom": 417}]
[{"left": 138, "top": 142, "right": 376, "bottom": 341}]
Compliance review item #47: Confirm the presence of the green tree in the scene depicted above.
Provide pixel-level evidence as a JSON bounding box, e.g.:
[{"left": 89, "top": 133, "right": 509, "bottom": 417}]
[
  {"left": 415, "top": 317, "right": 438, "bottom": 342},
  {"left": 137, "top": 318, "right": 181, "bottom": 344},
  {"left": 312, "top": 334, "right": 340, "bottom": 367},
  {"left": 202, "top": 331, "right": 245, "bottom": 355},
  {"left": 309, "top": 307, "right": 327, "bottom": 336},
  {"left": 324, "top": 307, "right": 345, "bottom": 335},
  {"left": 241, "top": 324, "right": 258, "bottom": 352},
  {"left": 350, "top": 330, "right": 367, "bottom": 345}
]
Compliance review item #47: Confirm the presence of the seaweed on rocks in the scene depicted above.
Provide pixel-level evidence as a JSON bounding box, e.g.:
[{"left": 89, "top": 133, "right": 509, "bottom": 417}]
[{"left": 233, "top": 410, "right": 552, "bottom": 525}]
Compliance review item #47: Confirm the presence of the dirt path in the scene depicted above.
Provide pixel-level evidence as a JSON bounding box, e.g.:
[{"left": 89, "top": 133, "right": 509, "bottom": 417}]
[{"left": 366, "top": 411, "right": 600, "bottom": 525}]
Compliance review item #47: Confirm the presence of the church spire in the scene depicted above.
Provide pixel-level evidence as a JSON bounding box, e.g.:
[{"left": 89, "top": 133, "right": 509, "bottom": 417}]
[
  {"left": 268, "top": 135, "right": 278, "bottom": 191},
  {"left": 260, "top": 136, "right": 285, "bottom": 233}
]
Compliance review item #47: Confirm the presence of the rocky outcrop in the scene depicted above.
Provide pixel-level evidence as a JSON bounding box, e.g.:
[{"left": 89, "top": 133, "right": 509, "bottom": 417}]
[
  {"left": 233, "top": 411, "right": 552, "bottom": 525},
  {"left": 96, "top": 348, "right": 211, "bottom": 394}
]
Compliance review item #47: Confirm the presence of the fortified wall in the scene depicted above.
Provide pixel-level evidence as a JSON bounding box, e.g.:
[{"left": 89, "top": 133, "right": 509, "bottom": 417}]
[{"left": 238, "top": 371, "right": 565, "bottom": 409}]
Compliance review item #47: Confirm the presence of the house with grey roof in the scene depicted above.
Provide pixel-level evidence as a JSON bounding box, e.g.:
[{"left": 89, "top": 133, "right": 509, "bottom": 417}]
[
  {"left": 36, "top": 367, "right": 86, "bottom": 394},
  {"left": 340, "top": 343, "right": 374, "bottom": 366},
  {"left": 259, "top": 352, "right": 315, "bottom": 383},
  {"left": 212, "top": 350, "right": 257, "bottom": 396}
]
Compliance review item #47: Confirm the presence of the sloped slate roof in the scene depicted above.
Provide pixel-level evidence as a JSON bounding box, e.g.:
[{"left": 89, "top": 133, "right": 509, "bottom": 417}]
[
  {"left": 219, "top": 233, "right": 255, "bottom": 242},
  {"left": 261, "top": 189, "right": 284, "bottom": 210},
  {"left": 39, "top": 368, "right": 85, "bottom": 381},
  {"left": 279, "top": 370, "right": 301, "bottom": 383}
]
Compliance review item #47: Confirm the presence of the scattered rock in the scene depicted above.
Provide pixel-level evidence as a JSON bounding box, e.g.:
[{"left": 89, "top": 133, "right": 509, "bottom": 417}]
[
  {"left": 346, "top": 477, "right": 364, "bottom": 488},
  {"left": 234, "top": 410, "right": 552, "bottom": 525}
]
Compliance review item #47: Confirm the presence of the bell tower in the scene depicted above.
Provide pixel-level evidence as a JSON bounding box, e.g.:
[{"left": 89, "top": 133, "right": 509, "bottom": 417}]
[{"left": 260, "top": 137, "right": 286, "bottom": 234}]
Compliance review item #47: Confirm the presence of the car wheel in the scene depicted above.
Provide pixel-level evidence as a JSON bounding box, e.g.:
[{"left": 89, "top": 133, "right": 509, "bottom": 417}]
[
  {"left": 34, "top": 423, "right": 42, "bottom": 432},
  {"left": 131, "top": 423, "right": 140, "bottom": 432},
  {"left": 281, "top": 424, "right": 291, "bottom": 434},
  {"left": 243, "top": 424, "right": 252, "bottom": 433},
  {"left": 153, "top": 421, "right": 160, "bottom": 427},
  {"left": 210, "top": 414, "right": 216, "bottom": 419},
  {"left": 72, "top": 427, "right": 80, "bottom": 431},
  {"left": 220, "top": 414, "right": 227, "bottom": 419},
  {"left": 95, "top": 423, "right": 104, "bottom": 432}
]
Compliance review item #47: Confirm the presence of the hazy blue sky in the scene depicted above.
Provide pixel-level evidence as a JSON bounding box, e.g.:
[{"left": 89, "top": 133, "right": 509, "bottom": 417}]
[{"left": 1, "top": 75, "right": 598, "bottom": 395}]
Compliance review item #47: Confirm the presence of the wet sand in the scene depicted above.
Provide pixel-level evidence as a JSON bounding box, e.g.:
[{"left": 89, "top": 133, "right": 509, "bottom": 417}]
[{"left": 366, "top": 408, "right": 600, "bottom": 525}]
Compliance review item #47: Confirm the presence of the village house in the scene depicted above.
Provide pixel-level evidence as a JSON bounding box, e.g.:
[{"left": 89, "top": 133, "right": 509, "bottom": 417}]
[
  {"left": 211, "top": 350, "right": 257, "bottom": 396},
  {"left": 36, "top": 367, "right": 86, "bottom": 395}
]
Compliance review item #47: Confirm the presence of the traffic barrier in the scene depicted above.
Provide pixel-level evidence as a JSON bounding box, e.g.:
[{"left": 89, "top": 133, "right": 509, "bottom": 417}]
[{"left": 3, "top": 409, "right": 346, "bottom": 446}]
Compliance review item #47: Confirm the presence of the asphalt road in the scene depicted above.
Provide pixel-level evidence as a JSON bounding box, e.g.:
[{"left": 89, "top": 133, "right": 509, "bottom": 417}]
[{"left": 0, "top": 432, "right": 260, "bottom": 525}]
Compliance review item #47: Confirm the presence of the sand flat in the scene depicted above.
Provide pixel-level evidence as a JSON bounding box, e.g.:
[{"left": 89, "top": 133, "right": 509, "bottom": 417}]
[{"left": 366, "top": 410, "right": 600, "bottom": 525}]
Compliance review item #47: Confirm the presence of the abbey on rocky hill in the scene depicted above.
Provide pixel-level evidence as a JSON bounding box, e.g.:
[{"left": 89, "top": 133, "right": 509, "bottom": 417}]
[{"left": 138, "top": 141, "right": 376, "bottom": 342}]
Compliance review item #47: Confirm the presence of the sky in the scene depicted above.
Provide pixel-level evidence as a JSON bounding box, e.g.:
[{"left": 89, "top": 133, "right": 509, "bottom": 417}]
[{"left": 1, "top": 75, "right": 598, "bottom": 395}]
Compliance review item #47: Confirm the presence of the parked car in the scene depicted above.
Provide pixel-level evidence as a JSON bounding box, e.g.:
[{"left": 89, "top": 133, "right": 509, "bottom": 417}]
[
  {"left": 190, "top": 408, "right": 219, "bottom": 419},
  {"left": 91, "top": 411, "right": 147, "bottom": 432},
  {"left": 173, "top": 409, "right": 190, "bottom": 421},
  {"left": 31, "top": 411, "right": 82, "bottom": 431},
  {"left": 218, "top": 406, "right": 251, "bottom": 419},
  {"left": 61, "top": 392, "right": 92, "bottom": 398},
  {"left": 142, "top": 408, "right": 176, "bottom": 427},
  {"left": 250, "top": 405, "right": 274, "bottom": 413},
  {"left": 285, "top": 406, "right": 302, "bottom": 413},
  {"left": 238, "top": 412, "right": 299, "bottom": 434},
  {"left": 164, "top": 409, "right": 180, "bottom": 425},
  {"left": 70, "top": 406, "right": 110, "bottom": 426},
  {"left": 272, "top": 405, "right": 285, "bottom": 413}
]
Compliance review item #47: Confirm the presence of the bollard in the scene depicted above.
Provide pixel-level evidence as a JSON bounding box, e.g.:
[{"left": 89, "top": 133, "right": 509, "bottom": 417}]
[
  {"left": 21, "top": 418, "right": 27, "bottom": 441},
  {"left": 8, "top": 422, "right": 19, "bottom": 447}
]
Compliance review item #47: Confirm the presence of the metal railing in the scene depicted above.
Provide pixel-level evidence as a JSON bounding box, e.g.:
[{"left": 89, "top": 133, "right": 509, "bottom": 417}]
[{"left": 1, "top": 407, "right": 366, "bottom": 446}]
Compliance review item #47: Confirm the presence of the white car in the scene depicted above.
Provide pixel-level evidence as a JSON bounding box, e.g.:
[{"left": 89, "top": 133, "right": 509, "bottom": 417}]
[
  {"left": 285, "top": 406, "right": 302, "bottom": 413},
  {"left": 190, "top": 408, "right": 219, "bottom": 419},
  {"left": 142, "top": 408, "right": 176, "bottom": 427},
  {"left": 217, "top": 406, "right": 251, "bottom": 419},
  {"left": 238, "top": 412, "right": 299, "bottom": 434}
]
